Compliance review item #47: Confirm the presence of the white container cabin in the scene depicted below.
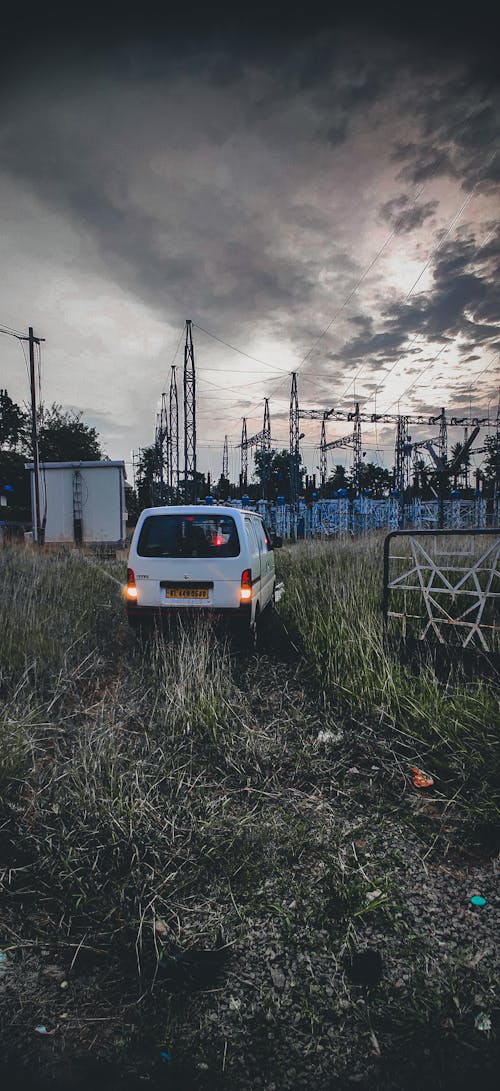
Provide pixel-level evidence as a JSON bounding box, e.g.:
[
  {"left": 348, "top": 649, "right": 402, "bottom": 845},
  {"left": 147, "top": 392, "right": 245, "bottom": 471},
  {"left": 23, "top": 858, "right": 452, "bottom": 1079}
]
[{"left": 25, "top": 460, "right": 127, "bottom": 547}]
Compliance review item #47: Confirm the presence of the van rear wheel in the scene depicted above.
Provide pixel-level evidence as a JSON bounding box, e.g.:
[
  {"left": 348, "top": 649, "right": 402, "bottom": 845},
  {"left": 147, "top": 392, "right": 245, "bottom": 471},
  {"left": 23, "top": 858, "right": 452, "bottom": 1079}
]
[
  {"left": 233, "top": 611, "right": 258, "bottom": 654},
  {"left": 259, "top": 587, "right": 275, "bottom": 628}
]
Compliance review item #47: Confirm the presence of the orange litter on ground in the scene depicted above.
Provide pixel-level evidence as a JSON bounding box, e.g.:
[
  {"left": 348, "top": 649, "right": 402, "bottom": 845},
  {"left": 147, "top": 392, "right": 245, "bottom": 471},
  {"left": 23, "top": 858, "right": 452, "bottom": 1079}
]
[{"left": 411, "top": 766, "right": 434, "bottom": 789}]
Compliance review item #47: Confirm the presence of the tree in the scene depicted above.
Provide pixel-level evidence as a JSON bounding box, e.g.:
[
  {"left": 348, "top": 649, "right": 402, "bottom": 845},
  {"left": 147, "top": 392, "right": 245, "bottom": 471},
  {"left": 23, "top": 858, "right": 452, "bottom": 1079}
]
[
  {"left": 136, "top": 444, "right": 162, "bottom": 509},
  {"left": 412, "top": 458, "right": 433, "bottom": 498},
  {"left": 326, "top": 464, "right": 351, "bottom": 496},
  {"left": 0, "top": 389, "right": 24, "bottom": 449},
  {"left": 482, "top": 433, "right": 500, "bottom": 498},
  {"left": 0, "top": 390, "right": 30, "bottom": 517},
  {"left": 450, "top": 441, "right": 471, "bottom": 489},
  {"left": 36, "top": 405, "right": 102, "bottom": 462},
  {"left": 253, "top": 448, "right": 305, "bottom": 500},
  {"left": 358, "top": 462, "right": 391, "bottom": 498},
  {"left": 0, "top": 449, "right": 31, "bottom": 515},
  {"left": 124, "top": 483, "right": 141, "bottom": 524},
  {"left": 0, "top": 392, "right": 105, "bottom": 521},
  {"left": 213, "top": 473, "right": 232, "bottom": 500},
  {"left": 1, "top": 391, "right": 103, "bottom": 463}
]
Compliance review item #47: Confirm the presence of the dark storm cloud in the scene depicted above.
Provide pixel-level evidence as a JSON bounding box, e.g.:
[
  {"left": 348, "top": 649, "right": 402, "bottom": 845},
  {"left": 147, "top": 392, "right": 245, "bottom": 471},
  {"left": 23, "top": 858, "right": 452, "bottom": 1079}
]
[
  {"left": 0, "top": 22, "right": 398, "bottom": 350},
  {"left": 341, "top": 329, "right": 412, "bottom": 363},
  {"left": 391, "top": 64, "right": 500, "bottom": 193},
  {"left": 394, "top": 143, "right": 459, "bottom": 185},
  {"left": 380, "top": 193, "right": 439, "bottom": 234},
  {"left": 1, "top": 3, "right": 499, "bottom": 458},
  {"left": 0, "top": 94, "right": 324, "bottom": 327},
  {"left": 350, "top": 315, "right": 373, "bottom": 335},
  {"left": 333, "top": 228, "right": 500, "bottom": 375}
]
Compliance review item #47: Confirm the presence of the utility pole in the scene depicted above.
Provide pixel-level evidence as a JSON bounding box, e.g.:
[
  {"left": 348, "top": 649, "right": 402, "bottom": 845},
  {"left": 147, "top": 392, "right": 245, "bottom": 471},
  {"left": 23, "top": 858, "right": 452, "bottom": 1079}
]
[
  {"left": 24, "top": 327, "right": 45, "bottom": 544},
  {"left": 0, "top": 325, "right": 45, "bottom": 543}
]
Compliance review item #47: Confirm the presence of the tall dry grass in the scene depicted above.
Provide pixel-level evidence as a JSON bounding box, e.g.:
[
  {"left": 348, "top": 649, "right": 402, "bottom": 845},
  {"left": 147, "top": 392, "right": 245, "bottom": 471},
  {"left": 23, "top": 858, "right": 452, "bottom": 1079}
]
[{"left": 276, "top": 536, "right": 500, "bottom": 832}]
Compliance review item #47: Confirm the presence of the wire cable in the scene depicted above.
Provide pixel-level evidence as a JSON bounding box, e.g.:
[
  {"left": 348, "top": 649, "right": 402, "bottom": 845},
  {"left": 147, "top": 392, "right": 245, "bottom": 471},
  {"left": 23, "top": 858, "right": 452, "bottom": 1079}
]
[
  {"left": 192, "top": 322, "right": 290, "bottom": 373},
  {"left": 343, "top": 190, "right": 477, "bottom": 406},
  {"left": 296, "top": 223, "right": 400, "bottom": 372},
  {"left": 161, "top": 326, "right": 185, "bottom": 393},
  {"left": 374, "top": 208, "right": 499, "bottom": 413},
  {"left": 467, "top": 353, "right": 497, "bottom": 390},
  {"left": 0, "top": 323, "right": 24, "bottom": 338}
]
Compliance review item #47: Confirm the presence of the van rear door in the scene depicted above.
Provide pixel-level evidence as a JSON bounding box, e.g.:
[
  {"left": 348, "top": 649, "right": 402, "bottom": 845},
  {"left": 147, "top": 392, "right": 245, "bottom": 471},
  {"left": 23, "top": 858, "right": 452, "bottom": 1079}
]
[
  {"left": 254, "top": 518, "right": 274, "bottom": 607},
  {"left": 243, "top": 516, "right": 261, "bottom": 602},
  {"left": 132, "top": 512, "right": 243, "bottom": 610}
]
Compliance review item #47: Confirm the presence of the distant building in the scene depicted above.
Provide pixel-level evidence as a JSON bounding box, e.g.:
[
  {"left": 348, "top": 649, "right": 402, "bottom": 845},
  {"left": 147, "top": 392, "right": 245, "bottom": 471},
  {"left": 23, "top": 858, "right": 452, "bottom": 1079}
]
[{"left": 25, "top": 461, "right": 126, "bottom": 547}]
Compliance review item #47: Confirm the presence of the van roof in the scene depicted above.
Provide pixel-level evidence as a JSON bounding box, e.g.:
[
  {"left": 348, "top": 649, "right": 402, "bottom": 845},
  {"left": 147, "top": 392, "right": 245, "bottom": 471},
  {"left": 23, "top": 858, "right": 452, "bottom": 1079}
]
[{"left": 138, "top": 505, "right": 263, "bottom": 519}]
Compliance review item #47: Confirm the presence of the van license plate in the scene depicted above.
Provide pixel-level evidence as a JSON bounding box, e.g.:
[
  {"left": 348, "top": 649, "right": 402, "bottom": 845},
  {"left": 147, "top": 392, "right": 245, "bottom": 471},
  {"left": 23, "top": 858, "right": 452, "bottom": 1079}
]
[{"left": 165, "top": 587, "right": 209, "bottom": 600}]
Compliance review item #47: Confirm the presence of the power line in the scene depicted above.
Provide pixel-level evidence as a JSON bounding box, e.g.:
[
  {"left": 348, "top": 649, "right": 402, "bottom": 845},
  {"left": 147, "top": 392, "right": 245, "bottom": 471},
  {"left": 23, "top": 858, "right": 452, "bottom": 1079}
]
[
  {"left": 384, "top": 343, "right": 497, "bottom": 416},
  {"left": 193, "top": 322, "right": 290, "bottom": 373},
  {"left": 0, "top": 323, "right": 24, "bottom": 338},
  {"left": 296, "top": 224, "right": 401, "bottom": 371},
  {"left": 161, "top": 326, "right": 185, "bottom": 393},
  {"left": 1, "top": 323, "right": 32, "bottom": 384},
  {"left": 468, "top": 353, "right": 497, "bottom": 389},
  {"left": 375, "top": 220, "right": 499, "bottom": 414},
  {"left": 337, "top": 126, "right": 499, "bottom": 405},
  {"left": 343, "top": 190, "right": 477, "bottom": 406},
  {"left": 198, "top": 372, "right": 284, "bottom": 395}
]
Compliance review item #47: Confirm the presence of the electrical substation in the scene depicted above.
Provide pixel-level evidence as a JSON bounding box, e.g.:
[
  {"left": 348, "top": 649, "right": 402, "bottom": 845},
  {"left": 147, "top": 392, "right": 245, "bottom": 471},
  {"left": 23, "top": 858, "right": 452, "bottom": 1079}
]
[{"left": 147, "top": 320, "right": 499, "bottom": 538}]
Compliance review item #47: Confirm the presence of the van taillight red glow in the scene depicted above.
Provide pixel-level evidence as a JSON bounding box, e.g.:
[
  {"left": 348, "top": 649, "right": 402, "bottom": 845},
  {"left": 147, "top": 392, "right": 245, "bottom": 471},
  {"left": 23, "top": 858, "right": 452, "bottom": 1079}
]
[
  {"left": 240, "top": 568, "right": 252, "bottom": 601},
  {"left": 126, "top": 568, "right": 138, "bottom": 600}
]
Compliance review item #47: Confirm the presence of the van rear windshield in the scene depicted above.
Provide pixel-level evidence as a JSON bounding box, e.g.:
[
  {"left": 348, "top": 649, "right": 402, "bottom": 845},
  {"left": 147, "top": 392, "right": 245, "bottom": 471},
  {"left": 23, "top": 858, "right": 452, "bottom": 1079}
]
[{"left": 137, "top": 515, "right": 240, "bottom": 558}]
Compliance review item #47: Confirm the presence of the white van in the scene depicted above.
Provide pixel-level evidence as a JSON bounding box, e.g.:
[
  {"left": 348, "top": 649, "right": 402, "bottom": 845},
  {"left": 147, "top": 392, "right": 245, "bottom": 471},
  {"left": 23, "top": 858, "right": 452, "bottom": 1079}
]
[{"left": 125, "top": 505, "right": 280, "bottom": 642}]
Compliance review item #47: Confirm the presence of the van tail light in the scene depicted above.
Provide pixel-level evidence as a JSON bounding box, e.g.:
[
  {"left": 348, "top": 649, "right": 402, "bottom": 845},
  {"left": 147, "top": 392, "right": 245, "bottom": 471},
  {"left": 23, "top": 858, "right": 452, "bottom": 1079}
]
[
  {"left": 240, "top": 568, "right": 252, "bottom": 602},
  {"left": 126, "top": 567, "right": 138, "bottom": 601}
]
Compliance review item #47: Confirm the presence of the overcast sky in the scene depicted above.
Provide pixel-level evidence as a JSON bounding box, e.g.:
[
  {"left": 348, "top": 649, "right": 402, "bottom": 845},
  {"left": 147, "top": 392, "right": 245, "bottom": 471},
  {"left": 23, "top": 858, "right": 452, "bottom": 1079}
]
[{"left": 1, "top": 4, "right": 499, "bottom": 481}]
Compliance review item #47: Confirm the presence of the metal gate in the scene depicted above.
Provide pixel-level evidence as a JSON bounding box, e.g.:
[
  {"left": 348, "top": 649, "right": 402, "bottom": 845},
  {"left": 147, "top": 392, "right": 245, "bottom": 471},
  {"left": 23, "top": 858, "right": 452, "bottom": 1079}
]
[{"left": 382, "top": 529, "right": 500, "bottom": 650}]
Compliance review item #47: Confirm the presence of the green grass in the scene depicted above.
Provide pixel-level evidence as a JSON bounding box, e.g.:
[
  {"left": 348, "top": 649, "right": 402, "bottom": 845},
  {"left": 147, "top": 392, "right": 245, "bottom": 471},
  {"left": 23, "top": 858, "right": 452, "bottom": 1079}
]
[
  {"left": 0, "top": 540, "right": 498, "bottom": 1089},
  {"left": 276, "top": 536, "right": 500, "bottom": 834}
]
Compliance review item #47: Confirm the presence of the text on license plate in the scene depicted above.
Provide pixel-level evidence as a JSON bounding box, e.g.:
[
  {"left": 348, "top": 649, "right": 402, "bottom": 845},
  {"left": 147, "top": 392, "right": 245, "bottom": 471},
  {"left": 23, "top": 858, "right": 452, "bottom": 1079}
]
[{"left": 165, "top": 587, "right": 209, "bottom": 599}]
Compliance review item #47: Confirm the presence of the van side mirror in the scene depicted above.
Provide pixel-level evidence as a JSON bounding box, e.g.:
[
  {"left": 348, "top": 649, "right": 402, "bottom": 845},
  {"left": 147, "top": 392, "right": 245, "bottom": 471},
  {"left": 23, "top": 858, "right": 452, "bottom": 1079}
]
[{"left": 271, "top": 534, "right": 283, "bottom": 549}]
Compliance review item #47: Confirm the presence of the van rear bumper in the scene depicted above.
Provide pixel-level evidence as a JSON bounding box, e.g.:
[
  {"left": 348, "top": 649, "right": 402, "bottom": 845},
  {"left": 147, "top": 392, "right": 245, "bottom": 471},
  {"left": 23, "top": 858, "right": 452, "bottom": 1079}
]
[{"left": 126, "top": 603, "right": 251, "bottom": 627}]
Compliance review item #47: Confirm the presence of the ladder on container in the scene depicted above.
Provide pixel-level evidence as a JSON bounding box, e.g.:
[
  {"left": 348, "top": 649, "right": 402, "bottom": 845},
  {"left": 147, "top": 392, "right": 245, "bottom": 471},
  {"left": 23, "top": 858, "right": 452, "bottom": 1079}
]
[{"left": 72, "top": 470, "right": 83, "bottom": 544}]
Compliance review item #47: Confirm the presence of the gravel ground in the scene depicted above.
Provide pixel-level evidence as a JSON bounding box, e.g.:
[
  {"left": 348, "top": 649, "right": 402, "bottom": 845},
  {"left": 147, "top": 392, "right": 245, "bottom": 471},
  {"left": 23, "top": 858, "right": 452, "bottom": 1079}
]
[{"left": 1, "top": 650, "right": 498, "bottom": 1090}]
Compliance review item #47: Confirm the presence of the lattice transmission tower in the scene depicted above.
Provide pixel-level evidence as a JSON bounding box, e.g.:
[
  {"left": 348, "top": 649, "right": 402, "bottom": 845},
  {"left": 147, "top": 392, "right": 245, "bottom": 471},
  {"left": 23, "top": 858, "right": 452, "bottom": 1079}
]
[
  {"left": 320, "top": 417, "right": 327, "bottom": 493},
  {"left": 350, "top": 402, "right": 362, "bottom": 494},
  {"left": 183, "top": 319, "right": 197, "bottom": 503},
  {"left": 240, "top": 418, "right": 248, "bottom": 493},
  {"left": 169, "top": 365, "right": 179, "bottom": 500},
  {"left": 289, "top": 373, "right": 300, "bottom": 505},
  {"left": 438, "top": 407, "right": 448, "bottom": 463},
  {"left": 222, "top": 434, "right": 229, "bottom": 481},
  {"left": 394, "top": 416, "right": 411, "bottom": 497},
  {"left": 261, "top": 398, "right": 271, "bottom": 498},
  {"left": 153, "top": 393, "right": 169, "bottom": 503}
]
